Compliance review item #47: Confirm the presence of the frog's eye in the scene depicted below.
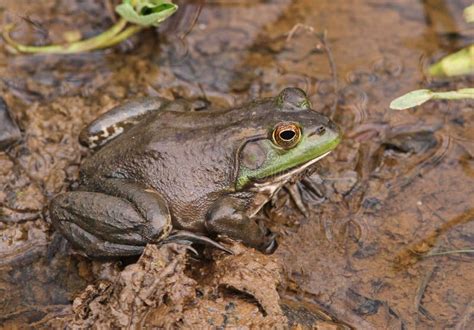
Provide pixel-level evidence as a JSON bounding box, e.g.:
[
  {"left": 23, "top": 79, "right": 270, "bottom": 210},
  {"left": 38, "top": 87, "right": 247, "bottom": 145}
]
[{"left": 272, "top": 122, "right": 301, "bottom": 149}]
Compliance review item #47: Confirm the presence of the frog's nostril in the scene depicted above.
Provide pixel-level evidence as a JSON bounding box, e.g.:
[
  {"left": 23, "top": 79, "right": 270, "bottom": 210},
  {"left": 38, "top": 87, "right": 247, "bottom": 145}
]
[{"left": 308, "top": 126, "right": 327, "bottom": 137}]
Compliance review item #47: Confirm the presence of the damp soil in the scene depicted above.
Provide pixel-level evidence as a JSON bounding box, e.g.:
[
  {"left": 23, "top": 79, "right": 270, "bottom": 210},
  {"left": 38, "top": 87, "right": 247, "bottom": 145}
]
[{"left": 1, "top": 0, "right": 474, "bottom": 328}]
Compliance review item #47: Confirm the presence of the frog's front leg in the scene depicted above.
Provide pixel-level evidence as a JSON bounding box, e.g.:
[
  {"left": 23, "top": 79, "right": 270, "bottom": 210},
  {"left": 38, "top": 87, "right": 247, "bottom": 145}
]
[
  {"left": 205, "top": 196, "right": 277, "bottom": 254},
  {"left": 50, "top": 179, "right": 172, "bottom": 258}
]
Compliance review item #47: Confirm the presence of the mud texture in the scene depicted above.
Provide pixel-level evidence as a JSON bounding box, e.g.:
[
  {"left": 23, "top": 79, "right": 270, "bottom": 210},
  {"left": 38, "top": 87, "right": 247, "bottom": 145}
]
[
  {"left": 1, "top": 0, "right": 474, "bottom": 328},
  {"left": 38, "top": 243, "right": 286, "bottom": 329}
]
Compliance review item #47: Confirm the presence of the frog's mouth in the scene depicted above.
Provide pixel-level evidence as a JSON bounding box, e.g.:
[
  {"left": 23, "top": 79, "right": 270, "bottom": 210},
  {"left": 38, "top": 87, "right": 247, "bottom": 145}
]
[
  {"left": 246, "top": 151, "right": 331, "bottom": 217},
  {"left": 250, "top": 151, "right": 331, "bottom": 192}
]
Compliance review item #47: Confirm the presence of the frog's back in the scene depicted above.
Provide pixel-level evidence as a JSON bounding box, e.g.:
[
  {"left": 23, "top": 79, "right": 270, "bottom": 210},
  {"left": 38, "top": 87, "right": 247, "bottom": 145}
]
[{"left": 79, "top": 109, "right": 241, "bottom": 226}]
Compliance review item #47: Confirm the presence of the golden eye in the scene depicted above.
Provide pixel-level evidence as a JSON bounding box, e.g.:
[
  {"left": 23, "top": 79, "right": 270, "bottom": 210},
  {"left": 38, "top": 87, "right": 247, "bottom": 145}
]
[{"left": 272, "top": 122, "right": 301, "bottom": 149}]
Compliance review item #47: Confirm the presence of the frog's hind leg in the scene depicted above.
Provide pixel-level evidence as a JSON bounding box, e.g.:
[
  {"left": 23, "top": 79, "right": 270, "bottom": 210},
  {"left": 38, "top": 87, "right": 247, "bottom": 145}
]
[
  {"left": 79, "top": 96, "right": 195, "bottom": 149},
  {"left": 50, "top": 191, "right": 171, "bottom": 258},
  {"left": 80, "top": 96, "right": 198, "bottom": 148},
  {"left": 57, "top": 221, "right": 145, "bottom": 258},
  {"left": 80, "top": 97, "right": 169, "bottom": 148}
]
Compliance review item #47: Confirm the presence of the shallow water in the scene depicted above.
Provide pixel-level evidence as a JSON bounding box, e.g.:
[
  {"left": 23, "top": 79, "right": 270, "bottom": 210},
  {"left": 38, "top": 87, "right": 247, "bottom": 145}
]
[{"left": 0, "top": 0, "right": 473, "bottom": 327}]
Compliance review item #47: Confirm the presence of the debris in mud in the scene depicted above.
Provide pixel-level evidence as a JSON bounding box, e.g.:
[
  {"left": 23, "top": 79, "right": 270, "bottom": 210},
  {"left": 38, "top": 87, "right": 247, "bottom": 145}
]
[
  {"left": 44, "top": 242, "right": 287, "bottom": 328},
  {"left": 0, "top": 97, "right": 21, "bottom": 150},
  {"left": 382, "top": 129, "right": 439, "bottom": 154}
]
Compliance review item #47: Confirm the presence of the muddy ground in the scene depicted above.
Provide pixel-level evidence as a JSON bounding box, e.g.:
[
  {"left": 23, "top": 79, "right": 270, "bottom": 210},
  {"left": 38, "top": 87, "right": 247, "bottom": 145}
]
[{"left": 1, "top": 0, "right": 473, "bottom": 328}]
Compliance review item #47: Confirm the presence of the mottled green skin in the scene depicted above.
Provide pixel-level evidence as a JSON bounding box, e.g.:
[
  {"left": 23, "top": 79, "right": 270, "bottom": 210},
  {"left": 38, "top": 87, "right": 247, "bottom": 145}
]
[{"left": 50, "top": 88, "right": 341, "bottom": 258}]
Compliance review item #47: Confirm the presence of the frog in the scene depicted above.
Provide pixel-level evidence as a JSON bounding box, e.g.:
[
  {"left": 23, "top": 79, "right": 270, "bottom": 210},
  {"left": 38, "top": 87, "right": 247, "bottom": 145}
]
[{"left": 49, "top": 87, "right": 341, "bottom": 258}]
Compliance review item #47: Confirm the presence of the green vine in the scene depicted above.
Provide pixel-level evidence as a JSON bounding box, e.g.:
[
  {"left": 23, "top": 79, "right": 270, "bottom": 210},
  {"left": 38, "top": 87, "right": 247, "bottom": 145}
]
[{"left": 2, "top": 0, "right": 178, "bottom": 54}]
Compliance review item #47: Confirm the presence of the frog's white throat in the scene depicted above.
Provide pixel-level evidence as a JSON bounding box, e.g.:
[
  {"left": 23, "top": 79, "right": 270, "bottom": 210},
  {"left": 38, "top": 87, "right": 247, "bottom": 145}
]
[{"left": 247, "top": 151, "right": 331, "bottom": 217}]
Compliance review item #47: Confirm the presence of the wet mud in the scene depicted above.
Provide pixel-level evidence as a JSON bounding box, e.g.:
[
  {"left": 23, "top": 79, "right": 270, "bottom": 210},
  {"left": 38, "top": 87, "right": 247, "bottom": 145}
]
[{"left": 1, "top": 0, "right": 473, "bottom": 328}]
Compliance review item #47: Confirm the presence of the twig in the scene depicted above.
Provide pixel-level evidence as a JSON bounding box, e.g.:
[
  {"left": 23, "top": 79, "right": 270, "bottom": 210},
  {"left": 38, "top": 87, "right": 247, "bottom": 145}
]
[
  {"left": 104, "top": 0, "right": 118, "bottom": 22},
  {"left": 286, "top": 23, "right": 314, "bottom": 42},
  {"left": 414, "top": 266, "right": 437, "bottom": 320},
  {"left": 425, "top": 249, "right": 474, "bottom": 257},
  {"left": 317, "top": 31, "right": 338, "bottom": 118},
  {"left": 19, "top": 15, "right": 49, "bottom": 38},
  {"left": 286, "top": 24, "right": 339, "bottom": 119},
  {"left": 455, "top": 301, "right": 474, "bottom": 330}
]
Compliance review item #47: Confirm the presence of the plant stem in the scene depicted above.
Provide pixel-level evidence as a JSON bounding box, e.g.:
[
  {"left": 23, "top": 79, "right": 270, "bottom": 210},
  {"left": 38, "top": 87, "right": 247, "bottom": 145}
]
[
  {"left": 2, "top": 19, "right": 128, "bottom": 54},
  {"left": 432, "top": 89, "right": 474, "bottom": 100},
  {"left": 426, "top": 249, "right": 474, "bottom": 257},
  {"left": 98, "top": 25, "right": 144, "bottom": 49}
]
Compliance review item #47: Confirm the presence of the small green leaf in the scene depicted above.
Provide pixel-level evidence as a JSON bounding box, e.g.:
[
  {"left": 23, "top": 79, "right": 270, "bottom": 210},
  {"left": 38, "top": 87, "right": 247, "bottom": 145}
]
[
  {"left": 390, "top": 88, "right": 474, "bottom": 110},
  {"left": 389, "top": 89, "right": 433, "bottom": 110},
  {"left": 428, "top": 4, "right": 474, "bottom": 77},
  {"left": 464, "top": 4, "right": 474, "bottom": 23},
  {"left": 116, "top": 0, "right": 178, "bottom": 27},
  {"left": 429, "top": 46, "right": 474, "bottom": 77}
]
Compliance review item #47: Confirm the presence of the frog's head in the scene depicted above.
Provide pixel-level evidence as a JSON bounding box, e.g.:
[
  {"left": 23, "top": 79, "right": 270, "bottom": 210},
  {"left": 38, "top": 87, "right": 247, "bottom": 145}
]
[{"left": 235, "top": 87, "right": 341, "bottom": 191}]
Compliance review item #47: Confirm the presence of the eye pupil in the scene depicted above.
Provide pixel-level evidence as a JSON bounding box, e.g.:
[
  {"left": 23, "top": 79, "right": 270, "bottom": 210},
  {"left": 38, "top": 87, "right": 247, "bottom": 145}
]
[{"left": 280, "top": 130, "right": 296, "bottom": 141}]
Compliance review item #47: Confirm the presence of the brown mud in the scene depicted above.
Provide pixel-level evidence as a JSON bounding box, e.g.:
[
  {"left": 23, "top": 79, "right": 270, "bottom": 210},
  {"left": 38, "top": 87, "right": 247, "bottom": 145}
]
[{"left": 1, "top": 0, "right": 473, "bottom": 328}]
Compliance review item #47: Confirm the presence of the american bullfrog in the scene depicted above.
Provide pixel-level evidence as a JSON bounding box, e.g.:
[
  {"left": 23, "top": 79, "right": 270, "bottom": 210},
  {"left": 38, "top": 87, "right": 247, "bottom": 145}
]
[{"left": 50, "top": 88, "right": 341, "bottom": 258}]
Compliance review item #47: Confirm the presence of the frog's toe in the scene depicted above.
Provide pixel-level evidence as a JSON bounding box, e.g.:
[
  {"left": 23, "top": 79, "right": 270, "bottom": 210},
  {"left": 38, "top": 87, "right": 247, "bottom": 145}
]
[
  {"left": 285, "top": 183, "right": 309, "bottom": 217},
  {"left": 162, "top": 230, "right": 233, "bottom": 254},
  {"left": 262, "top": 233, "right": 278, "bottom": 254}
]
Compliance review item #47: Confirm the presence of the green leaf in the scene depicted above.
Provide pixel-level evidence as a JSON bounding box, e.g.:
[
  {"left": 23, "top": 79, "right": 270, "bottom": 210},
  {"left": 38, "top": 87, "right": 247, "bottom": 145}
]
[
  {"left": 464, "top": 4, "right": 474, "bottom": 23},
  {"left": 429, "top": 46, "right": 474, "bottom": 77},
  {"left": 389, "top": 89, "right": 433, "bottom": 110},
  {"left": 390, "top": 88, "right": 474, "bottom": 110},
  {"left": 428, "top": 4, "right": 474, "bottom": 77},
  {"left": 116, "top": 0, "right": 178, "bottom": 27}
]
